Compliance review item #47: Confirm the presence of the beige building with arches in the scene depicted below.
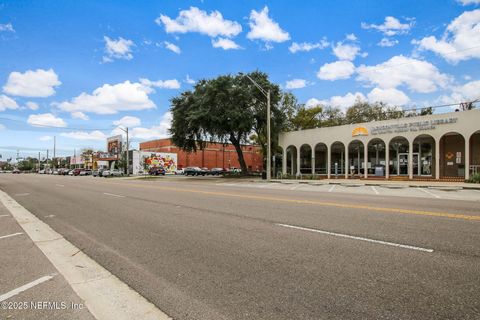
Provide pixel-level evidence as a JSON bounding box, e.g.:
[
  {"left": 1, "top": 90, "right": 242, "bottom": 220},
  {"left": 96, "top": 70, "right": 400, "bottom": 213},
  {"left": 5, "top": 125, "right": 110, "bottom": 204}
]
[{"left": 279, "top": 109, "right": 480, "bottom": 181}]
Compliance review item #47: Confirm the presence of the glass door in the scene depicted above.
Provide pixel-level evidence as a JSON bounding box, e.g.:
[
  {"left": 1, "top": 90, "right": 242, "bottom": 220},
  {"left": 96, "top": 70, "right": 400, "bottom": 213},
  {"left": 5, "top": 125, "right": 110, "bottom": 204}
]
[
  {"left": 413, "top": 153, "right": 419, "bottom": 176},
  {"left": 398, "top": 153, "right": 409, "bottom": 175}
]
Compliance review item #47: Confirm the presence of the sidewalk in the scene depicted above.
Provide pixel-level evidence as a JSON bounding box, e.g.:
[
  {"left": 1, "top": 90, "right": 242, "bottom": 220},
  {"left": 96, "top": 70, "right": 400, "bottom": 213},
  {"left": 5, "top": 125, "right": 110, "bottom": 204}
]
[
  {"left": 0, "top": 202, "right": 95, "bottom": 320},
  {"left": 267, "top": 178, "right": 480, "bottom": 190}
]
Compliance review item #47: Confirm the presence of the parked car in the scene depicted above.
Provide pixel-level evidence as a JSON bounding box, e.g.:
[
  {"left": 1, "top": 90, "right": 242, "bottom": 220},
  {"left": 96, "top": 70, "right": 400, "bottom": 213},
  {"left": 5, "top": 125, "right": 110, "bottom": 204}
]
[
  {"left": 149, "top": 167, "right": 166, "bottom": 176},
  {"left": 12, "top": 169, "right": 20, "bottom": 174},
  {"left": 79, "top": 169, "right": 92, "bottom": 176},
  {"left": 70, "top": 168, "right": 82, "bottom": 176},
  {"left": 184, "top": 167, "right": 205, "bottom": 176},
  {"left": 201, "top": 167, "right": 211, "bottom": 175},
  {"left": 93, "top": 169, "right": 104, "bottom": 177},
  {"left": 103, "top": 169, "right": 123, "bottom": 177},
  {"left": 210, "top": 168, "right": 226, "bottom": 175},
  {"left": 174, "top": 168, "right": 184, "bottom": 175},
  {"left": 38, "top": 169, "right": 45, "bottom": 174}
]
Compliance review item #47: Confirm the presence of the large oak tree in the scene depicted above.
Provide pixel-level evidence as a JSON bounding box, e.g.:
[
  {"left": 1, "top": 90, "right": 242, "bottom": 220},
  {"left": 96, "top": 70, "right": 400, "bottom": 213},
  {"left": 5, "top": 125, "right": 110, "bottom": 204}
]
[{"left": 169, "top": 71, "right": 286, "bottom": 173}]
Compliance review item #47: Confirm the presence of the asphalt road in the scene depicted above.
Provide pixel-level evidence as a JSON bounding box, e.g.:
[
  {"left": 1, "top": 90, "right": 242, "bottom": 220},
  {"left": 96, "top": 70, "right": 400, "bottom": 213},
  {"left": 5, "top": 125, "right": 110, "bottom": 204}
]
[{"left": 1, "top": 174, "right": 479, "bottom": 320}]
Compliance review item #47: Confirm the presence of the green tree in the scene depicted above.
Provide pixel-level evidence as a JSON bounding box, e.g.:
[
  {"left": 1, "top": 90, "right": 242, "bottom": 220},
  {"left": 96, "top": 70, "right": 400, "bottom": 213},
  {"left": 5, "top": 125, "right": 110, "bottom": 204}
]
[
  {"left": 170, "top": 71, "right": 284, "bottom": 173},
  {"left": 345, "top": 100, "right": 405, "bottom": 124}
]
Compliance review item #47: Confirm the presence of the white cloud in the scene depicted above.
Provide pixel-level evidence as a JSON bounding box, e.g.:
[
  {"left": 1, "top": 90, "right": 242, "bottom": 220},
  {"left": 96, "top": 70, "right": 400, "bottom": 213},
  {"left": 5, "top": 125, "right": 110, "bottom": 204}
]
[
  {"left": 305, "top": 98, "right": 323, "bottom": 108},
  {"left": 458, "top": 0, "right": 480, "bottom": 5},
  {"left": 414, "top": 9, "right": 480, "bottom": 63},
  {"left": 378, "top": 37, "right": 399, "bottom": 47},
  {"left": 0, "top": 23, "right": 14, "bottom": 32},
  {"left": 367, "top": 87, "right": 410, "bottom": 106},
  {"left": 211, "top": 37, "right": 241, "bottom": 50},
  {"left": 103, "top": 36, "right": 134, "bottom": 62},
  {"left": 25, "top": 101, "right": 39, "bottom": 110},
  {"left": 285, "top": 79, "right": 308, "bottom": 89},
  {"left": 185, "top": 75, "right": 196, "bottom": 85},
  {"left": 328, "top": 92, "right": 367, "bottom": 110},
  {"left": 38, "top": 135, "right": 52, "bottom": 141},
  {"left": 156, "top": 7, "right": 241, "bottom": 38},
  {"left": 57, "top": 81, "right": 156, "bottom": 115},
  {"left": 3, "top": 69, "right": 61, "bottom": 98},
  {"left": 439, "top": 79, "right": 480, "bottom": 104},
  {"left": 0, "top": 124, "right": 5, "bottom": 130},
  {"left": 356, "top": 55, "right": 450, "bottom": 93},
  {"left": 113, "top": 116, "right": 141, "bottom": 127},
  {"left": 164, "top": 41, "right": 181, "bottom": 54},
  {"left": 114, "top": 112, "right": 172, "bottom": 140},
  {"left": 27, "top": 113, "right": 67, "bottom": 128},
  {"left": 346, "top": 33, "right": 357, "bottom": 41},
  {"left": 139, "top": 78, "right": 181, "bottom": 89},
  {"left": 289, "top": 39, "right": 329, "bottom": 53},
  {"left": 61, "top": 131, "right": 107, "bottom": 141},
  {"left": 0, "top": 94, "right": 19, "bottom": 111},
  {"left": 71, "top": 111, "right": 89, "bottom": 120},
  {"left": 361, "top": 16, "right": 413, "bottom": 36},
  {"left": 332, "top": 42, "right": 362, "bottom": 61},
  {"left": 317, "top": 60, "right": 356, "bottom": 81},
  {"left": 247, "top": 6, "right": 290, "bottom": 44}
]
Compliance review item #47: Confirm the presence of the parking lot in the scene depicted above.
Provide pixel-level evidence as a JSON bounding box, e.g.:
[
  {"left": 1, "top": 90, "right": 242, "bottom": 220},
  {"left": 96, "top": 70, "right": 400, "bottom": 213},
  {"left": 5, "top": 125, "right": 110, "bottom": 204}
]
[
  {"left": 215, "top": 180, "right": 480, "bottom": 202},
  {"left": 0, "top": 202, "right": 94, "bottom": 320}
]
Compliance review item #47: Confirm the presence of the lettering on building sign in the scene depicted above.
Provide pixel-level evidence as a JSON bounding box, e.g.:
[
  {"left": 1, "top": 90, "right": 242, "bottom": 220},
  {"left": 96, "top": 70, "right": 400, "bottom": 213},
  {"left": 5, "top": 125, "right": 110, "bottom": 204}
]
[{"left": 370, "top": 118, "right": 458, "bottom": 135}]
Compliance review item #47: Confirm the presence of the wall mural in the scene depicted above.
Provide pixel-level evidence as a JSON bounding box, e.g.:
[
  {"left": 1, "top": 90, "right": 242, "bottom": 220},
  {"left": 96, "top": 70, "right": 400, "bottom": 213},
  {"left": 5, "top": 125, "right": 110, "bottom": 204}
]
[{"left": 142, "top": 153, "right": 177, "bottom": 174}]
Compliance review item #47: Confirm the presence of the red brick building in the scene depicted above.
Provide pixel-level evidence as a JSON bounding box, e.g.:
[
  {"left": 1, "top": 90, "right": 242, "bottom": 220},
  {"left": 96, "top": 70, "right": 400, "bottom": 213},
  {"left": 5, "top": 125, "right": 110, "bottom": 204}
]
[{"left": 139, "top": 138, "right": 264, "bottom": 171}]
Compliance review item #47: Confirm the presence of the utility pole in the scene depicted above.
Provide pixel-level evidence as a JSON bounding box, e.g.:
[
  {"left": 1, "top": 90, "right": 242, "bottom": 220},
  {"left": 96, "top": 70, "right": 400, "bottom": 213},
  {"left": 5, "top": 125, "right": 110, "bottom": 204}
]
[
  {"left": 117, "top": 127, "right": 129, "bottom": 176},
  {"left": 53, "top": 136, "right": 56, "bottom": 172},
  {"left": 38, "top": 152, "right": 41, "bottom": 171},
  {"left": 46, "top": 149, "right": 49, "bottom": 173}
]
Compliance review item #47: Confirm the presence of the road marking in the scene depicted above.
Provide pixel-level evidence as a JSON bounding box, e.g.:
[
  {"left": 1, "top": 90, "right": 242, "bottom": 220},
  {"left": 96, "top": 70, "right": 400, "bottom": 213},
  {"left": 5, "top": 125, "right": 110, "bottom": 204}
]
[
  {"left": 0, "top": 190, "right": 171, "bottom": 320},
  {"left": 0, "top": 274, "right": 56, "bottom": 302},
  {"left": 290, "top": 184, "right": 301, "bottom": 190},
  {"left": 55, "top": 184, "right": 65, "bottom": 187},
  {"left": 14, "top": 193, "right": 30, "bottom": 197},
  {"left": 328, "top": 185, "right": 336, "bottom": 192},
  {"left": 371, "top": 186, "right": 379, "bottom": 195},
  {"left": 0, "top": 232, "right": 23, "bottom": 240},
  {"left": 277, "top": 223, "right": 434, "bottom": 253},
  {"left": 0, "top": 214, "right": 10, "bottom": 218},
  {"left": 418, "top": 188, "right": 441, "bottom": 199},
  {"left": 101, "top": 181, "right": 480, "bottom": 221},
  {"left": 103, "top": 192, "right": 126, "bottom": 198}
]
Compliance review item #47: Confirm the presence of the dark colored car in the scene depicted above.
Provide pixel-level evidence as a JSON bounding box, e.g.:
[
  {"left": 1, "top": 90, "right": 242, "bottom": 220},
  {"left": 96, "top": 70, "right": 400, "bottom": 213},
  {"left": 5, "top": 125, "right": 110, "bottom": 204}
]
[
  {"left": 149, "top": 167, "right": 166, "bottom": 176},
  {"left": 71, "top": 168, "right": 82, "bottom": 176},
  {"left": 184, "top": 167, "right": 204, "bottom": 176},
  {"left": 210, "top": 168, "right": 226, "bottom": 175}
]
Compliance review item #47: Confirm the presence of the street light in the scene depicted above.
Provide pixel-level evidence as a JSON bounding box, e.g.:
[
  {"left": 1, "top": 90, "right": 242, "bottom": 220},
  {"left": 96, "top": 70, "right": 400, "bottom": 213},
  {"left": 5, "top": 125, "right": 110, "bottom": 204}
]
[{"left": 241, "top": 73, "right": 272, "bottom": 181}]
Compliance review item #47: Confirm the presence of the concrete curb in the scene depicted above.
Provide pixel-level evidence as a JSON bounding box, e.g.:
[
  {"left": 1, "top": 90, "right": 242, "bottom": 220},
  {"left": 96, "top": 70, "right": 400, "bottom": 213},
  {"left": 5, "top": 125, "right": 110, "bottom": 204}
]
[{"left": 0, "top": 190, "right": 171, "bottom": 320}]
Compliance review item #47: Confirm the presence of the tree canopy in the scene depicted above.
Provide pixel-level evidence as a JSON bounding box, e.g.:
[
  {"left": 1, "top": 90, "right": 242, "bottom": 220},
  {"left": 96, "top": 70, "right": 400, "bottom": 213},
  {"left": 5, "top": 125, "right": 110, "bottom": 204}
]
[{"left": 170, "top": 71, "right": 286, "bottom": 173}]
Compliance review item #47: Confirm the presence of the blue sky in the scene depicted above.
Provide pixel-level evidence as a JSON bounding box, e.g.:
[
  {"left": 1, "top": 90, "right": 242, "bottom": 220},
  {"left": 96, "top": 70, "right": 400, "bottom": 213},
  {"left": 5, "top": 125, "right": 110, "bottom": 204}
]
[{"left": 0, "top": 0, "right": 479, "bottom": 160}]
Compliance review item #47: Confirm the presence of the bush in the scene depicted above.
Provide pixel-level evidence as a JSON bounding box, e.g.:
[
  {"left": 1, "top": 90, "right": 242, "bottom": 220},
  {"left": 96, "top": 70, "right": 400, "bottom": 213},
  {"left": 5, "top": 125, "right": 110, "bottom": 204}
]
[{"left": 467, "top": 173, "right": 480, "bottom": 183}]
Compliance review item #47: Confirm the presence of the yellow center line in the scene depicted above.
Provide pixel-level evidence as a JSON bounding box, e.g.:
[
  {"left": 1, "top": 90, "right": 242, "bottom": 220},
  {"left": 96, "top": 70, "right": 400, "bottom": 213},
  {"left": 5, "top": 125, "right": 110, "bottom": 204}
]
[{"left": 101, "top": 180, "right": 480, "bottom": 221}]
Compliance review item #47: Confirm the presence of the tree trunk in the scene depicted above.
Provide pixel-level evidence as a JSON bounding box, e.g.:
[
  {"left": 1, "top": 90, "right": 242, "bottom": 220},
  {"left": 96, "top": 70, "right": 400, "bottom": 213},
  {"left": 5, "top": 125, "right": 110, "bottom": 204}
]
[{"left": 229, "top": 134, "right": 248, "bottom": 174}]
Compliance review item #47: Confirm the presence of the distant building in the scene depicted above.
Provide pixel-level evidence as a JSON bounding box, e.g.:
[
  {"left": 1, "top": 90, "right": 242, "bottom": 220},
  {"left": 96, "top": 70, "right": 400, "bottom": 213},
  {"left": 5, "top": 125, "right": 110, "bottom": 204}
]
[{"left": 139, "top": 138, "right": 264, "bottom": 172}]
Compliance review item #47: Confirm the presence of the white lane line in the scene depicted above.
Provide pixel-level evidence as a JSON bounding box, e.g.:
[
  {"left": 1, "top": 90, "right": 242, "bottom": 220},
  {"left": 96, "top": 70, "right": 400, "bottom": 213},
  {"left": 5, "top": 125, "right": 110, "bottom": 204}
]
[
  {"left": 418, "top": 188, "right": 441, "bottom": 199},
  {"left": 103, "top": 192, "right": 126, "bottom": 198},
  {"left": 0, "top": 232, "right": 23, "bottom": 240},
  {"left": 0, "top": 190, "right": 171, "bottom": 320},
  {"left": 0, "top": 214, "right": 10, "bottom": 218},
  {"left": 277, "top": 223, "right": 434, "bottom": 253},
  {"left": 14, "top": 193, "right": 30, "bottom": 197},
  {"left": 328, "top": 185, "right": 336, "bottom": 192},
  {"left": 0, "top": 274, "right": 56, "bottom": 302},
  {"left": 371, "top": 186, "right": 379, "bottom": 195},
  {"left": 289, "top": 185, "right": 301, "bottom": 190},
  {"left": 55, "top": 184, "right": 65, "bottom": 187}
]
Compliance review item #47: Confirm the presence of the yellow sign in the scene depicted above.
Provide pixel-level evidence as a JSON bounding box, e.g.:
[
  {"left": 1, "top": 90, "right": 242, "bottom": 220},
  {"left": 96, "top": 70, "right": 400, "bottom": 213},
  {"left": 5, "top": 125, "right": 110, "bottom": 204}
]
[{"left": 352, "top": 127, "right": 369, "bottom": 137}]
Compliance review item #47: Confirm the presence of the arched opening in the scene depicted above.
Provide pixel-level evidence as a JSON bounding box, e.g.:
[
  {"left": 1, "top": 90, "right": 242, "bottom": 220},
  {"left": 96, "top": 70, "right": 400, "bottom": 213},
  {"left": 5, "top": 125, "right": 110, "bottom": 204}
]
[
  {"left": 348, "top": 140, "right": 364, "bottom": 176},
  {"left": 286, "top": 145, "right": 298, "bottom": 175},
  {"left": 314, "top": 143, "right": 328, "bottom": 175},
  {"left": 440, "top": 132, "right": 465, "bottom": 178},
  {"left": 330, "top": 142, "right": 345, "bottom": 176},
  {"left": 389, "top": 137, "right": 409, "bottom": 175},
  {"left": 470, "top": 130, "right": 480, "bottom": 177},
  {"left": 367, "top": 138, "right": 386, "bottom": 177},
  {"left": 299, "top": 144, "right": 312, "bottom": 174},
  {"left": 413, "top": 134, "right": 435, "bottom": 176}
]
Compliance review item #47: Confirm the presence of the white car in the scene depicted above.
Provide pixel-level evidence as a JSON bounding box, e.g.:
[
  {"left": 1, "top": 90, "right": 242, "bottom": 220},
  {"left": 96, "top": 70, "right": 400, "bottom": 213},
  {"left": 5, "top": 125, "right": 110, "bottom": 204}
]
[{"left": 175, "top": 168, "right": 184, "bottom": 175}]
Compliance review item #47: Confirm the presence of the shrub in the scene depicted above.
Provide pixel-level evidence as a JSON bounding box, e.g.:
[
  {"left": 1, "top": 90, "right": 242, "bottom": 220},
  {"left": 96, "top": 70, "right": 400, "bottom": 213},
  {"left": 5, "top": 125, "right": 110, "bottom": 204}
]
[{"left": 467, "top": 173, "right": 480, "bottom": 183}]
